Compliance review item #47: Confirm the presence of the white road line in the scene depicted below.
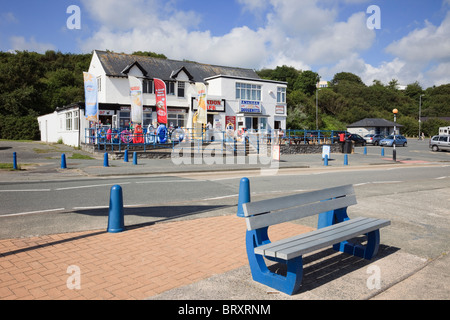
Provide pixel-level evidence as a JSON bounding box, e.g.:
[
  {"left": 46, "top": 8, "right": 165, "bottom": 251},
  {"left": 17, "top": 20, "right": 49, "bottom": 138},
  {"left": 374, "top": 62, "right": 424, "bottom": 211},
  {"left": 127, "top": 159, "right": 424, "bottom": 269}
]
[
  {"left": 0, "top": 208, "right": 65, "bottom": 218},
  {"left": 0, "top": 189, "right": 51, "bottom": 192},
  {"left": 55, "top": 182, "right": 131, "bottom": 191},
  {"left": 135, "top": 180, "right": 205, "bottom": 184},
  {"left": 202, "top": 194, "right": 239, "bottom": 201}
]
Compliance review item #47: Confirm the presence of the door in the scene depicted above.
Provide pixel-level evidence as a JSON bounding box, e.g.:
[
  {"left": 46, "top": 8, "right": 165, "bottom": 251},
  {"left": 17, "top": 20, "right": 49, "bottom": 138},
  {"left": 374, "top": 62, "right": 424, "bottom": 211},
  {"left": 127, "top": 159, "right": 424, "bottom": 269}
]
[{"left": 252, "top": 117, "right": 259, "bottom": 132}]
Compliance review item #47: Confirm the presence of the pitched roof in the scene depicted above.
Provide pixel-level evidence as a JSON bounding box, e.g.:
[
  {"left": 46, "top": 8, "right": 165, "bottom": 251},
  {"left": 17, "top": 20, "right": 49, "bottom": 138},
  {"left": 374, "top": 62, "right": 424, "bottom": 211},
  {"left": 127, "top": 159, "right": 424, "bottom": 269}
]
[
  {"left": 347, "top": 118, "right": 404, "bottom": 128},
  {"left": 94, "top": 50, "right": 261, "bottom": 82}
]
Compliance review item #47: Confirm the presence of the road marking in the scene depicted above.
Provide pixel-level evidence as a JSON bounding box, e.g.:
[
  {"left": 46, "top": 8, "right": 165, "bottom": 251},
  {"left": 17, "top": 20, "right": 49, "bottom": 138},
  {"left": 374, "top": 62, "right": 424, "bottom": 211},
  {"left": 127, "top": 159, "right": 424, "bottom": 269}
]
[
  {"left": 0, "top": 189, "right": 51, "bottom": 192},
  {"left": 55, "top": 182, "right": 131, "bottom": 191},
  {"left": 0, "top": 208, "right": 65, "bottom": 218},
  {"left": 135, "top": 180, "right": 205, "bottom": 184},
  {"left": 202, "top": 194, "right": 239, "bottom": 201}
]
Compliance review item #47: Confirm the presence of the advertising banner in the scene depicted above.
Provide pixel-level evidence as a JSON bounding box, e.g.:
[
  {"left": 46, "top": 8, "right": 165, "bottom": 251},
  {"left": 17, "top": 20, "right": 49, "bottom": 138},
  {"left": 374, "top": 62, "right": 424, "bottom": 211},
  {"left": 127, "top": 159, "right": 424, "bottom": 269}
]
[
  {"left": 239, "top": 100, "right": 261, "bottom": 113},
  {"left": 83, "top": 72, "right": 98, "bottom": 122},
  {"left": 196, "top": 83, "right": 207, "bottom": 124},
  {"left": 129, "top": 76, "right": 143, "bottom": 124},
  {"left": 154, "top": 78, "right": 167, "bottom": 124}
]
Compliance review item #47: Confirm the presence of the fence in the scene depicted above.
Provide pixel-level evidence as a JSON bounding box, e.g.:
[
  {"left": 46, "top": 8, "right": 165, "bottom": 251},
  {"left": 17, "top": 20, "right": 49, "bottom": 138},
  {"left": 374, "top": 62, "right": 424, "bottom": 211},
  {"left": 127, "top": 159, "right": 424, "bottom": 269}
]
[{"left": 84, "top": 127, "right": 344, "bottom": 154}]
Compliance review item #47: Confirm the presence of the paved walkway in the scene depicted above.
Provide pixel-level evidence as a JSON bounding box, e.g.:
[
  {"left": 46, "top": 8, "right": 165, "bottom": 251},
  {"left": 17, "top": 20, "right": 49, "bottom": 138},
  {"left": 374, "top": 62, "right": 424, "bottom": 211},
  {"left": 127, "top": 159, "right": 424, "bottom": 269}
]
[{"left": 0, "top": 215, "right": 312, "bottom": 300}]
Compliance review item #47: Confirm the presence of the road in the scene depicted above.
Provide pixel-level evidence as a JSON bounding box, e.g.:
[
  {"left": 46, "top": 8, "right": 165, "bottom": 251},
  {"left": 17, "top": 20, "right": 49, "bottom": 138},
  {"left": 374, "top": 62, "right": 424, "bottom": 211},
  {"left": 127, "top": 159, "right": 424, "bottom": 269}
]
[{"left": 0, "top": 162, "right": 449, "bottom": 243}]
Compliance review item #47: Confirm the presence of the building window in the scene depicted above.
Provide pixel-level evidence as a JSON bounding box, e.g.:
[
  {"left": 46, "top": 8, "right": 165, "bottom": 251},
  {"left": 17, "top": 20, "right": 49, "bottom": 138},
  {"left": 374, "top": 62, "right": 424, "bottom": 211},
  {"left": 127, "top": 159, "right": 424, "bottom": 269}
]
[
  {"left": 165, "top": 81, "right": 175, "bottom": 95},
  {"left": 236, "top": 83, "right": 261, "bottom": 101},
  {"left": 143, "top": 112, "right": 153, "bottom": 127},
  {"left": 119, "top": 111, "right": 130, "bottom": 128},
  {"left": 177, "top": 82, "right": 185, "bottom": 97},
  {"left": 143, "top": 80, "right": 154, "bottom": 94},
  {"left": 277, "top": 87, "right": 286, "bottom": 103},
  {"left": 97, "top": 77, "right": 102, "bottom": 92},
  {"left": 73, "top": 111, "right": 79, "bottom": 130},
  {"left": 168, "top": 112, "right": 186, "bottom": 128},
  {"left": 66, "top": 112, "right": 72, "bottom": 131}
]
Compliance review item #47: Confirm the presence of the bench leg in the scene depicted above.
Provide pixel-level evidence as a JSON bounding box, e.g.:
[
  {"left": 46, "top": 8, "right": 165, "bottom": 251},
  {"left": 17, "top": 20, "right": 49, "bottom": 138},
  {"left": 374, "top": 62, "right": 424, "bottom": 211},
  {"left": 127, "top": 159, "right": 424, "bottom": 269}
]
[
  {"left": 333, "top": 229, "right": 380, "bottom": 260},
  {"left": 246, "top": 230, "right": 303, "bottom": 295}
]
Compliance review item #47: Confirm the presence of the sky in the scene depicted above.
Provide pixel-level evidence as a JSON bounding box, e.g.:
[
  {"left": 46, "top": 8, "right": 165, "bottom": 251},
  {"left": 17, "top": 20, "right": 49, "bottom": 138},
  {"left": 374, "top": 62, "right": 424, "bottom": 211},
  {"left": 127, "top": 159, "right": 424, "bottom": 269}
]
[{"left": 1, "top": 0, "right": 450, "bottom": 88}]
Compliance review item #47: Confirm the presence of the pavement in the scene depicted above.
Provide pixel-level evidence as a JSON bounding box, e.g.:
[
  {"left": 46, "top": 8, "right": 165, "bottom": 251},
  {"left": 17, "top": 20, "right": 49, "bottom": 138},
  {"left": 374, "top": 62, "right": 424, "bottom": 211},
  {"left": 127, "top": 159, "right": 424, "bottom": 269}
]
[{"left": 0, "top": 140, "right": 449, "bottom": 302}]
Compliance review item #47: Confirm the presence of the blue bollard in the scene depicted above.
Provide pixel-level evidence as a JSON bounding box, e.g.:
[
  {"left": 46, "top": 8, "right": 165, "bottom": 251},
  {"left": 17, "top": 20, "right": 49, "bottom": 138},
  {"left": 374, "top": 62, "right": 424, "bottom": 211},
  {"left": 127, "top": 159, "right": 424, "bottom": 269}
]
[
  {"left": 324, "top": 154, "right": 328, "bottom": 166},
  {"left": 61, "top": 153, "right": 67, "bottom": 169},
  {"left": 381, "top": 148, "right": 385, "bottom": 157},
  {"left": 133, "top": 152, "right": 138, "bottom": 165},
  {"left": 364, "top": 146, "right": 367, "bottom": 155},
  {"left": 237, "top": 177, "right": 250, "bottom": 217},
  {"left": 104, "top": 153, "right": 109, "bottom": 167},
  {"left": 13, "top": 152, "right": 18, "bottom": 170},
  {"left": 344, "top": 154, "right": 348, "bottom": 166},
  {"left": 107, "top": 185, "right": 124, "bottom": 233},
  {"left": 124, "top": 149, "right": 129, "bottom": 162}
]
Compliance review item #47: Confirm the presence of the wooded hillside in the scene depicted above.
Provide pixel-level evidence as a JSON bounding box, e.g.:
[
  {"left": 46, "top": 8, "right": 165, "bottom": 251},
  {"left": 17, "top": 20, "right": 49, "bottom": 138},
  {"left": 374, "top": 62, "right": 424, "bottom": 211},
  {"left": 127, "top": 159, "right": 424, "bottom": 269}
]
[{"left": 0, "top": 51, "right": 449, "bottom": 139}]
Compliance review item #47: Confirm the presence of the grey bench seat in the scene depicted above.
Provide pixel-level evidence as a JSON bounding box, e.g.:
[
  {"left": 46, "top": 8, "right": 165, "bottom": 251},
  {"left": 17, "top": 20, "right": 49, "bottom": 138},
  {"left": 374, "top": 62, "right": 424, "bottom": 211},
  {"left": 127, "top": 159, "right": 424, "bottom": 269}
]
[{"left": 254, "top": 216, "right": 391, "bottom": 260}]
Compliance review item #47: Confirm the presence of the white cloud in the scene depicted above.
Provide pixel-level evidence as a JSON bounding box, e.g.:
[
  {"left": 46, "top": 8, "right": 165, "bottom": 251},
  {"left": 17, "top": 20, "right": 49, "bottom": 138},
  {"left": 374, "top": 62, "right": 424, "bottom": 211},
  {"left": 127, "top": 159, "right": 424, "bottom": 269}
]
[
  {"left": 386, "top": 11, "right": 450, "bottom": 64},
  {"left": 9, "top": 36, "right": 56, "bottom": 53},
  {"left": 76, "top": 0, "right": 450, "bottom": 86}
]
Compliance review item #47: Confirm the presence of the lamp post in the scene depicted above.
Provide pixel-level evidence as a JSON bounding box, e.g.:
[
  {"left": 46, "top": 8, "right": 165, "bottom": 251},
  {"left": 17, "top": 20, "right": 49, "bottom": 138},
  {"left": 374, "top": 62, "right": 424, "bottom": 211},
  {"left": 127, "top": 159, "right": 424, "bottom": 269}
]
[
  {"left": 419, "top": 94, "right": 424, "bottom": 140},
  {"left": 316, "top": 88, "right": 321, "bottom": 130},
  {"left": 392, "top": 108, "right": 398, "bottom": 162}
]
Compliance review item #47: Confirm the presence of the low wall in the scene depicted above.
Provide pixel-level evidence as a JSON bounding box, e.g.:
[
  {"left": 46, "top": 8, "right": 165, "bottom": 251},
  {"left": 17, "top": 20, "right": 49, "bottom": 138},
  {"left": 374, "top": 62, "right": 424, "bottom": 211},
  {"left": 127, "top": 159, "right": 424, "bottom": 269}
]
[{"left": 280, "top": 143, "right": 345, "bottom": 154}]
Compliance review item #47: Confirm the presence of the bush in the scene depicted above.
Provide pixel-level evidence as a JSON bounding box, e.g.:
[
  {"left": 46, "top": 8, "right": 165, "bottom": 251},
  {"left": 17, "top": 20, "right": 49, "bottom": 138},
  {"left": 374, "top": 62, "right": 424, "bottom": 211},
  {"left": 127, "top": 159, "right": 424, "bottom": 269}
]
[{"left": 0, "top": 115, "right": 40, "bottom": 140}]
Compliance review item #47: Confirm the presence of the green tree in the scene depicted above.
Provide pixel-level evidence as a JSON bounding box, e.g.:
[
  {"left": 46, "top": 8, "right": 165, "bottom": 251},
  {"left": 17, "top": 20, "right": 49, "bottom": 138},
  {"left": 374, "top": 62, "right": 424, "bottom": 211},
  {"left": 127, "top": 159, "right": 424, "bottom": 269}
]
[{"left": 294, "top": 70, "right": 320, "bottom": 96}]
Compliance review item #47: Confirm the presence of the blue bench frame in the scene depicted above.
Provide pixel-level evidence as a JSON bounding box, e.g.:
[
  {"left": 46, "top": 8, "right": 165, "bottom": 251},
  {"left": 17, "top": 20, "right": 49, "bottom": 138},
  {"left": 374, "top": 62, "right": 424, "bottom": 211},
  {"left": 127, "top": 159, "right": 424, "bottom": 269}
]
[{"left": 237, "top": 177, "right": 390, "bottom": 295}]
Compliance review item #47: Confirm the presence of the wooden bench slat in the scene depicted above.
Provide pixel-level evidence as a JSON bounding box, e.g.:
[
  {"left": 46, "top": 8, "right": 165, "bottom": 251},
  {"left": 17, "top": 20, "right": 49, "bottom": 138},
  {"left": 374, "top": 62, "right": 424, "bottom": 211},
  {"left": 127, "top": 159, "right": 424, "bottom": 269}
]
[
  {"left": 246, "top": 194, "right": 357, "bottom": 231},
  {"left": 243, "top": 184, "right": 354, "bottom": 217},
  {"left": 254, "top": 217, "right": 391, "bottom": 260}
]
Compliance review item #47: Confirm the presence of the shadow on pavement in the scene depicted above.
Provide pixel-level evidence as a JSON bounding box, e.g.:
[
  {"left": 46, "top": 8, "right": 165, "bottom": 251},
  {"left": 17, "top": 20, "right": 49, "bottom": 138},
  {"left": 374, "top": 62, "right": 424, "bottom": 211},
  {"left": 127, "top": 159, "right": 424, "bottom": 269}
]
[{"left": 267, "top": 244, "right": 400, "bottom": 294}]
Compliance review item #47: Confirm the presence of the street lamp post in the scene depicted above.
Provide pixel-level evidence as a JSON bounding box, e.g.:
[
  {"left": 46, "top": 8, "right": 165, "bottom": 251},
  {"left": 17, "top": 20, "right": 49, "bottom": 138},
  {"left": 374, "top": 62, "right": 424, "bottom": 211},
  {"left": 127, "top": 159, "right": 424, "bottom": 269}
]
[
  {"left": 393, "top": 108, "right": 398, "bottom": 162},
  {"left": 316, "top": 88, "right": 321, "bottom": 130},
  {"left": 419, "top": 94, "right": 424, "bottom": 140}
]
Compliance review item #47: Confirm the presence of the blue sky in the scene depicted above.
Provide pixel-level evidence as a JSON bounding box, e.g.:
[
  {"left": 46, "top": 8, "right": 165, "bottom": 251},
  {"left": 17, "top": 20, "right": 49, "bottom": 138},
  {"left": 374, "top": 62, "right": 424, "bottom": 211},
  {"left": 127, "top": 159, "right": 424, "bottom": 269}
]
[{"left": 1, "top": 0, "right": 450, "bottom": 87}]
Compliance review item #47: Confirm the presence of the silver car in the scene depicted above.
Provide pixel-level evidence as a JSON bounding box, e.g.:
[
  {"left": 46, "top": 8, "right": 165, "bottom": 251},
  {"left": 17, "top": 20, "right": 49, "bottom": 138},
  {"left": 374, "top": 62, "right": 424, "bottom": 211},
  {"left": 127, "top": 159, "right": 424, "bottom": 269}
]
[
  {"left": 429, "top": 135, "right": 450, "bottom": 152},
  {"left": 364, "top": 134, "right": 385, "bottom": 146}
]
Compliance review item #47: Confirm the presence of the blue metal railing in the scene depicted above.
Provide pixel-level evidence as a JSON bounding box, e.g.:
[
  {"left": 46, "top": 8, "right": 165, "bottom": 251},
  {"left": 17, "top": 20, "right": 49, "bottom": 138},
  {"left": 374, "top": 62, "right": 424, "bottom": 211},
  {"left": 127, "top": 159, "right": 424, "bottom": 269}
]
[{"left": 84, "top": 127, "right": 345, "bottom": 153}]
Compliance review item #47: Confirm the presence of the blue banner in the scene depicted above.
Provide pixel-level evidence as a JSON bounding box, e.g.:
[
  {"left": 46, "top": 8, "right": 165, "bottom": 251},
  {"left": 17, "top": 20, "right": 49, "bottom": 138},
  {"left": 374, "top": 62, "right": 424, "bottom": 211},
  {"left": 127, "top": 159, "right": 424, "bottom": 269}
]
[{"left": 83, "top": 72, "right": 98, "bottom": 122}]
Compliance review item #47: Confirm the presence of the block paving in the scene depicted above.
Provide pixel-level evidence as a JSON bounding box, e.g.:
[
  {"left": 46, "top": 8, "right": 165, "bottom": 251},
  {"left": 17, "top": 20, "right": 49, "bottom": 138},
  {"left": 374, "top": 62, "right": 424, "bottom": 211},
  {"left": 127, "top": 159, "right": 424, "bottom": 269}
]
[{"left": 0, "top": 215, "right": 312, "bottom": 300}]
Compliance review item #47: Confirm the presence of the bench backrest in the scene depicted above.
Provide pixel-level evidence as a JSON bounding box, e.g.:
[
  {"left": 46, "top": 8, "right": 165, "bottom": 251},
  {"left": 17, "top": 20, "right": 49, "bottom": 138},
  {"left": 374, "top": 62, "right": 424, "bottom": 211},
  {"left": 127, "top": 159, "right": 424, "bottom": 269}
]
[{"left": 243, "top": 185, "right": 356, "bottom": 231}]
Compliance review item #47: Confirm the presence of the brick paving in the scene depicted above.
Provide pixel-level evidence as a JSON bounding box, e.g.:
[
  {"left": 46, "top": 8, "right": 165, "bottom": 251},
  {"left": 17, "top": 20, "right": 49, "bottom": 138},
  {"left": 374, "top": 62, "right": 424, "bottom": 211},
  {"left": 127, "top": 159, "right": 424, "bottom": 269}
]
[{"left": 0, "top": 215, "right": 313, "bottom": 300}]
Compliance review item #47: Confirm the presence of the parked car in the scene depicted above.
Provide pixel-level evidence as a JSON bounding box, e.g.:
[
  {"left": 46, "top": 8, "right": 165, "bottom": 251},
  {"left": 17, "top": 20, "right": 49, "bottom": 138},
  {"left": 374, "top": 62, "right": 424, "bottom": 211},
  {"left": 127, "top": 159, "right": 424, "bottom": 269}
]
[
  {"left": 346, "top": 134, "right": 366, "bottom": 146},
  {"left": 379, "top": 135, "right": 408, "bottom": 147},
  {"left": 364, "top": 134, "right": 385, "bottom": 146},
  {"left": 429, "top": 135, "right": 450, "bottom": 152}
]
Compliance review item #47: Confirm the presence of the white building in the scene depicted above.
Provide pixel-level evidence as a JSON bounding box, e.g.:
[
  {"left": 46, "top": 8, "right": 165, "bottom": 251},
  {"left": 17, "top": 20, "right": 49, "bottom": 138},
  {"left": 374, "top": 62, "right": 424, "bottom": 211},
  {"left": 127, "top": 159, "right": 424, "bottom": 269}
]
[{"left": 38, "top": 50, "right": 287, "bottom": 147}]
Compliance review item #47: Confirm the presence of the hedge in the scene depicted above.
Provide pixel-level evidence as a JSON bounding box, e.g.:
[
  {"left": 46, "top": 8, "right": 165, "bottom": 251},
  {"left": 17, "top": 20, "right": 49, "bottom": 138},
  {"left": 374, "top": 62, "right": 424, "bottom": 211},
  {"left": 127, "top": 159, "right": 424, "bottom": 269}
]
[{"left": 0, "top": 115, "right": 40, "bottom": 140}]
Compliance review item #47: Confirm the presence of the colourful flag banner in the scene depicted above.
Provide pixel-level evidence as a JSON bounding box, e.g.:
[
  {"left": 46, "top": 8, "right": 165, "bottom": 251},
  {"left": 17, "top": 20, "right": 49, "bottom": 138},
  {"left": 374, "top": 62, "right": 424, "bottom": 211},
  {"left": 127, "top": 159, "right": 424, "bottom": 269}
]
[
  {"left": 83, "top": 72, "right": 98, "bottom": 122},
  {"left": 129, "top": 76, "right": 143, "bottom": 124},
  {"left": 154, "top": 78, "right": 167, "bottom": 124},
  {"left": 196, "top": 83, "right": 207, "bottom": 124}
]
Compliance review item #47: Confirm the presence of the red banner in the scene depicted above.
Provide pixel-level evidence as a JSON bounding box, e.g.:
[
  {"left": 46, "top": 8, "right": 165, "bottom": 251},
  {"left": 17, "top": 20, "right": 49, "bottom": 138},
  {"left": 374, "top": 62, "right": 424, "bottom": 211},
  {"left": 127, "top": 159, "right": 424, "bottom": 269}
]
[{"left": 154, "top": 78, "right": 167, "bottom": 124}]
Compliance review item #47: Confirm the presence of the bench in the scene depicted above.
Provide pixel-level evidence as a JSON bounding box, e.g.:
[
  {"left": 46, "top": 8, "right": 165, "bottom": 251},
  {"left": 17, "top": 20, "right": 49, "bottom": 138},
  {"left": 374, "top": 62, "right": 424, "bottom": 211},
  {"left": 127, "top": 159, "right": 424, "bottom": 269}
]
[{"left": 237, "top": 178, "right": 390, "bottom": 295}]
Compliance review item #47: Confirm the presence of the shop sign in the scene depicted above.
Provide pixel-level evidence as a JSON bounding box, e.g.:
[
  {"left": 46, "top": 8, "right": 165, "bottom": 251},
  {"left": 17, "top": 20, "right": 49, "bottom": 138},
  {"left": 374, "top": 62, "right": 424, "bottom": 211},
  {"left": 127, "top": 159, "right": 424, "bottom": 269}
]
[
  {"left": 99, "top": 110, "right": 114, "bottom": 116},
  {"left": 207, "top": 99, "right": 224, "bottom": 112},
  {"left": 240, "top": 100, "right": 261, "bottom": 113},
  {"left": 275, "top": 105, "right": 285, "bottom": 114},
  {"left": 193, "top": 96, "right": 225, "bottom": 112}
]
